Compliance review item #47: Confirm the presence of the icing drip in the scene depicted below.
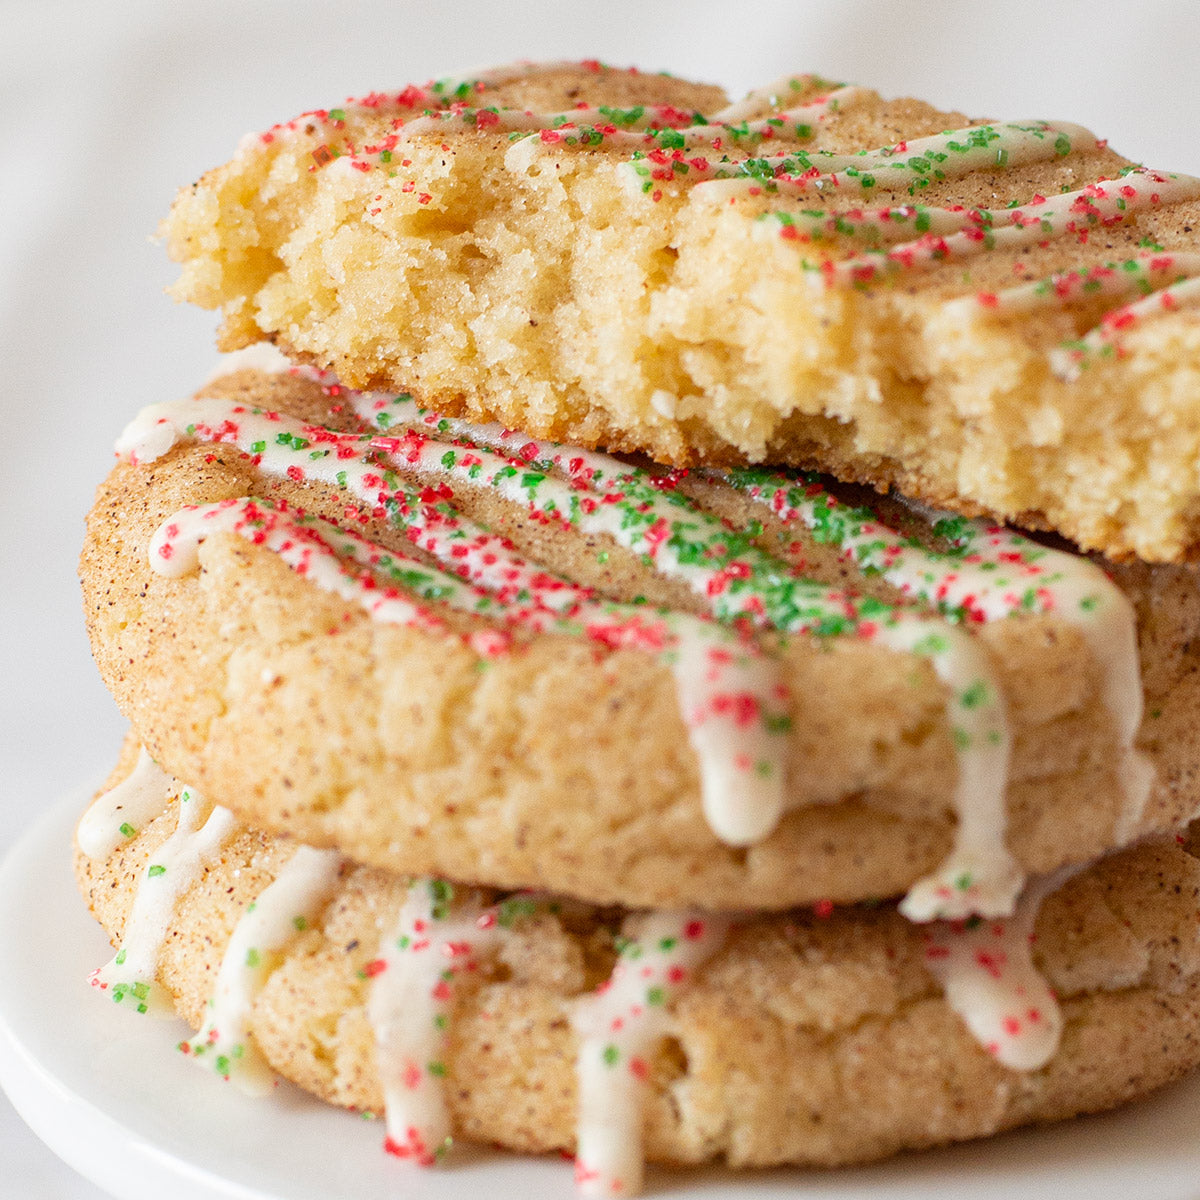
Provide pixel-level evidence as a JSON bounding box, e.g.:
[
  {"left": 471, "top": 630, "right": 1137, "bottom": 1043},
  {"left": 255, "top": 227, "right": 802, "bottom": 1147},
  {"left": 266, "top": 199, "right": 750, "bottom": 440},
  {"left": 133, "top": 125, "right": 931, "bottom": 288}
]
[
  {"left": 82, "top": 746, "right": 1064, "bottom": 1192},
  {"left": 366, "top": 880, "right": 507, "bottom": 1164},
  {"left": 867, "top": 621, "right": 1014, "bottom": 923},
  {"left": 181, "top": 845, "right": 344, "bottom": 1094},
  {"left": 119, "top": 393, "right": 1021, "bottom": 911},
  {"left": 77, "top": 746, "right": 173, "bottom": 860},
  {"left": 922, "top": 870, "right": 1070, "bottom": 1070},
  {"left": 729, "top": 472, "right": 1153, "bottom": 845},
  {"left": 90, "top": 784, "right": 236, "bottom": 1015},
  {"left": 350, "top": 390, "right": 1019, "bottom": 918},
  {"left": 709, "top": 73, "right": 853, "bottom": 123},
  {"left": 572, "top": 913, "right": 729, "bottom": 1197},
  {"left": 364, "top": 884, "right": 726, "bottom": 1192}
]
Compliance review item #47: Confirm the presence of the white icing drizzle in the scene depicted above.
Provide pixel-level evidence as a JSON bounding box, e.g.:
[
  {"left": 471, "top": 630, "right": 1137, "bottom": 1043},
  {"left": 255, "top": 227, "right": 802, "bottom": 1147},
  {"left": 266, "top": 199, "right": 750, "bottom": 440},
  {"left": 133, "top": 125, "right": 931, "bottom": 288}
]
[
  {"left": 1050, "top": 273, "right": 1200, "bottom": 379},
  {"left": 874, "top": 620, "right": 1016, "bottom": 924},
  {"left": 367, "top": 880, "right": 504, "bottom": 1165},
  {"left": 428, "top": 58, "right": 611, "bottom": 98},
  {"left": 709, "top": 74, "right": 857, "bottom": 123},
  {"left": 77, "top": 746, "right": 173, "bottom": 860},
  {"left": 977, "top": 250, "right": 1200, "bottom": 314},
  {"left": 922, "top": 869, "right": 1071, "bottom": 1070},
  {"left": 734, "top": 478, "right": 1153, "bottom": 852},
  {"left": 201, "top": 341, "right": 294, "bottom": 384},
  {"left": 182, "top": 845, "right": 344, "bottom": 1094},
  {"left": 90, "top": 783, "right": 236, "bottom": 1015},
  {"left": 675, "top": 120, "right": 1099, "bottom": 197},
  {"left": 405, "top": 87, "right": 868, "bottom": 156},
  {"left": 359, "top": 63, "right": 863, "bottom": 148},
  {"left": 754, "top": 171, "right": 1200, "bottom": 287},
  {"left": 572, "top": 911, "right": 730, "bottom": 1197}
]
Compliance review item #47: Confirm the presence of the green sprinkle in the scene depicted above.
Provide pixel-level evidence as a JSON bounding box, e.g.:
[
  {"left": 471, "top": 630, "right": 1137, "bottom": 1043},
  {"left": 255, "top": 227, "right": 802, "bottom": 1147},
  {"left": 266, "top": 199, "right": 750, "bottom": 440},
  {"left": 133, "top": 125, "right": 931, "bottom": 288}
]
[
  {"left": 147, "top": 864, "right": 166, "bottom": 878},
  {"left": 602, "top": 1044, "right": 620, "bottom": 1067},
  {"left": 614, "top": 935, "right": 641, "bottom": 959},
  {"left": 498, "top": 895, "right": 538, "bottom": 927},
  {"left": 246, "top": 948, "right": 261, "bottom": 969},
  {"left": 119, "top": 822, "right": 136, "bottom": 839}
]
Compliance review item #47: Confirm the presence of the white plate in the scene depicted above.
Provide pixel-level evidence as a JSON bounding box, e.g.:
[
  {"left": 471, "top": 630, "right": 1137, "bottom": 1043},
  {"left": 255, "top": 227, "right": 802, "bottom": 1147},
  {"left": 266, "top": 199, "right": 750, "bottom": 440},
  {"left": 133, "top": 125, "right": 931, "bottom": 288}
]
[{"left": 3, "top": 791, "right": 1200, "bottom": 1200}]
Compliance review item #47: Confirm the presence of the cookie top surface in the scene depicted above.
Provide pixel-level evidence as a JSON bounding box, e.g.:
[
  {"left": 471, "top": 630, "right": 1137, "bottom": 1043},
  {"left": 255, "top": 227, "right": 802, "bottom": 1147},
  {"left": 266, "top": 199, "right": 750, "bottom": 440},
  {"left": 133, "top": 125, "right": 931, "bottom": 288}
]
[
  {"left": 164, "top": 61, "right": 1200, "bottom": 561},
  {"left": 80, "top": 357, "right": 1200, "bottom": 913},
  {"left": 75, "top": 746, "right": 1200, "bottom": 1183}
]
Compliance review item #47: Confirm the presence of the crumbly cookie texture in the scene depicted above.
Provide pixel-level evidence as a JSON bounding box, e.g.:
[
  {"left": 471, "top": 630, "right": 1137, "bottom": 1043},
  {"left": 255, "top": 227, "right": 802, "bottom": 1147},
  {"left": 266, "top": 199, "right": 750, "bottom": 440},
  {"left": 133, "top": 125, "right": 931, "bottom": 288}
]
[
  {"left": 81, "top": 366, "right": 1200, "bottom": 911},
  {"left": 164, "top": 62, "right": 1200, "bottom": 562},
  {"left": 75, "top": 762, "right": 1200, "bottom": 1170}
]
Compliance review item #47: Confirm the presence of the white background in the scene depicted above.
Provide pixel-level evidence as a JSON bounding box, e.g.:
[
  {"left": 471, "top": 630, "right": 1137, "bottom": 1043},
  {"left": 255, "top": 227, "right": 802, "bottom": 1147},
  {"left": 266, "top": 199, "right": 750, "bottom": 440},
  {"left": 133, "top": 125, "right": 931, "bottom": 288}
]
[{"left": 4, "top": 1, "right": 1200, "bottom": 1195}]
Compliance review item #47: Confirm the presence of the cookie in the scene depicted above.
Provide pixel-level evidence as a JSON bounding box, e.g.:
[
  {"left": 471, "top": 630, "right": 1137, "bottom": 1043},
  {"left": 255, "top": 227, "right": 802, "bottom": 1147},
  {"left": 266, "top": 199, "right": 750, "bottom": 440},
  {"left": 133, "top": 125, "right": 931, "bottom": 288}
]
[
  {"left": 163, "top": 61, "right": 1200, "bottom": 561},
  {"left": 80, "top": 357, "right": 1200, "bottom": 916},
  {"left": 75, "top": 744, "right": 1200, "bottom": 1192}
]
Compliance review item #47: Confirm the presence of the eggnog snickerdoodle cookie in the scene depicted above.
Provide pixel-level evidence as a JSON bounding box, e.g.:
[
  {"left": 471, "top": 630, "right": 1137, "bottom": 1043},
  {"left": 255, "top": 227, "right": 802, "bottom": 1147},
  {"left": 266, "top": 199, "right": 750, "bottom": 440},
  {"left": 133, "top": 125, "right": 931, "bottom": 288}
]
[
  {"left": 80, "top": 358, "right": 1200, "bottom": 920},
  {"left": 75, "top": 743, "right": 1200, "bottom": 1193},
  {"left": 164, "top": 62, "right": 1200, "bottom": 561}
]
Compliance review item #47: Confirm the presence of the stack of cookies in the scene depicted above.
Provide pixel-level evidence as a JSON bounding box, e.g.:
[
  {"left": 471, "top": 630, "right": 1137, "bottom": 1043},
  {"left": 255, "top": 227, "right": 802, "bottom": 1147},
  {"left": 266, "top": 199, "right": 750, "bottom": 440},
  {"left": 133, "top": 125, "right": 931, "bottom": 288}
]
[{"left": 77, "top": 62, "right": 1200, "bottom": 1194}]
